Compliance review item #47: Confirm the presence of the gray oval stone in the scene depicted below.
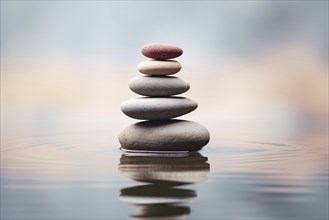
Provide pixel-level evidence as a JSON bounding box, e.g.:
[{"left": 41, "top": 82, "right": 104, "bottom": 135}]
[
  {"left": 137, "top": 60, "right": 181, "bottom": 75},
  {"left": 119, "top": 120, "right": 210, "bottom": 151},
  {"left": 129, "top": 75, "right": 190, "bottom": 96},
  {"left": 121, "top": 97, "right": 197, "bottom": 120}
]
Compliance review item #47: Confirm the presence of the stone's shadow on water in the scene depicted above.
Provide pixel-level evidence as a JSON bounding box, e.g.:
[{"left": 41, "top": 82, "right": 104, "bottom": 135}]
[{"left": 118, "top": 152, "right": 210, "bottom": 220}]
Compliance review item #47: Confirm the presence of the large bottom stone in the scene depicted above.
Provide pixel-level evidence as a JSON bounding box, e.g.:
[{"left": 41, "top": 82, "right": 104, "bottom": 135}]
[{"left": 118, "top": 120, "right": 210, "bottom": 151}]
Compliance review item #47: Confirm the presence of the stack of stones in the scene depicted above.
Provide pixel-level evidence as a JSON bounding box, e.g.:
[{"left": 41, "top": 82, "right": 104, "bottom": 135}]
[{"left": 119, "top": 43, "right": 210, "bottom": 152}]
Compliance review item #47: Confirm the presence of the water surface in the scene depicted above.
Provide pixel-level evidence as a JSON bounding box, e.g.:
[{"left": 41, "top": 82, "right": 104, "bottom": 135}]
[{"left": 1, "top": 133, "right": 328, "bottom": 219}]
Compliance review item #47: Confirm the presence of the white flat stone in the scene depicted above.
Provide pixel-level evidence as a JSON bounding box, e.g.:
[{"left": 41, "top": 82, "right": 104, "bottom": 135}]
[
  {"left": 121, "top": 97, "right": 197, "bottom": 120},
  {"left": 129, "top": 75, "right": 190, "bottom": 96},
  {"left": 118, "top": 120, "right": 210, "bottom": 151},
  {"left": 137, "top": 60, "right": 181, "bottom": 75}
]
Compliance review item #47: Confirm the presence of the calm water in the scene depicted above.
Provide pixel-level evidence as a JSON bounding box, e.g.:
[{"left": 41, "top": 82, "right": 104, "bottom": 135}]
[{"left": 1, "top": 132, "right": 328, "bottom": 219}]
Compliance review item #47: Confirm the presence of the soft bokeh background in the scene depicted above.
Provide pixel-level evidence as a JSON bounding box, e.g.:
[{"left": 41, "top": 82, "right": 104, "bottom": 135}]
[
  {"left": 2, "top": 1, "right": 328, "bottom": 141},
  {"left": 1, "top": 1, "right": 328, "bottom": 219}
]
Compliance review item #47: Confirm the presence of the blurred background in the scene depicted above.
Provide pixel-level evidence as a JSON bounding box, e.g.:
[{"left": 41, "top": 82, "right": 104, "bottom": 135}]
[{"left": 1, "top": 1, "right": 328, "bottom": 141}]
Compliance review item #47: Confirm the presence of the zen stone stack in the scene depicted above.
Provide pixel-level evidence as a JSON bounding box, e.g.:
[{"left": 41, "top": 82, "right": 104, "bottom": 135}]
[{"left": 119, "top": 43, "right": 210, "bottom": 151}]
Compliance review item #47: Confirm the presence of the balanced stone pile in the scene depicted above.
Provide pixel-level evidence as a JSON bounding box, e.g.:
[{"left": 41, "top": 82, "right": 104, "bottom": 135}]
[{"left": 119, "top": 43, "right": 210, "bottom": 152}]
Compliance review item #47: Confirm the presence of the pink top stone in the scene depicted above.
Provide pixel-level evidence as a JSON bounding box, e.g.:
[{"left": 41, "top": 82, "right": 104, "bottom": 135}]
[{"left": 141, "top": 43, "right": 183, "bottom": 60}]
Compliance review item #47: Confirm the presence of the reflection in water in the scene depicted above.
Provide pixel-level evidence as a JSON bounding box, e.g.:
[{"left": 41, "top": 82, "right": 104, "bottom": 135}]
[
  {"left": 2, "top": 135, "right": 327, "bottom": 219},
  {"left": 118, "top": 152, "right": 210, "bottom": 219}
]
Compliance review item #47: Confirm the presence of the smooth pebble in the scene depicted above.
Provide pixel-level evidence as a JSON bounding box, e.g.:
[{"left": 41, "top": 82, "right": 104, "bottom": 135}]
[
  {"left": 118, "top": 120, "right": 210, "bottom": 151},
  {"left": 129, "top": 75, "right": 190, "bottom": 96},
  {"left": 142, "top": 43, "right": 183, "bottom": 60},
  {"left": 137, "top": 60, "right": 181, "bottom": 75},
  {"left": 121, "top": 97, "right": 197, "bottom": 120}
]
